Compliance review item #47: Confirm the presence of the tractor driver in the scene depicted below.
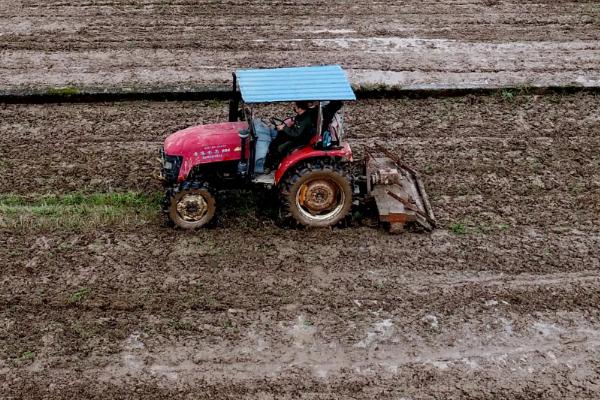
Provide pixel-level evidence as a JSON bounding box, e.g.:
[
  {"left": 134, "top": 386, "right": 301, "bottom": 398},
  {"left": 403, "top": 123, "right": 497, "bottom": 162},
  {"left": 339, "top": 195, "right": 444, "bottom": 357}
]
[{"left": 253, "top": 101, "right": 317, "bottom": 175}]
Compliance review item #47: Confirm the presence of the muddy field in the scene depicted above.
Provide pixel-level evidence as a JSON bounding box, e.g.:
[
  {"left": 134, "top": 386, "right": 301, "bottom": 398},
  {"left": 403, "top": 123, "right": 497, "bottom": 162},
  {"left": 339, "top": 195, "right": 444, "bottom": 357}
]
[
  {"left": 1, "top": 0, "right": 600, "bottom": 91},
  {"left": 1, "top": 94, "right": 599, "bottom": 398}
]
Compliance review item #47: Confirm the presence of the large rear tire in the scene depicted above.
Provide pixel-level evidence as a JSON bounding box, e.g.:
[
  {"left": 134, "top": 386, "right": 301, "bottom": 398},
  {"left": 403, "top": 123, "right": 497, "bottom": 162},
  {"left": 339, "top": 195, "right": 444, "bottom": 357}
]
[
  {"left": 280, "top": 160, "right": 353, "bottom": 227},
  {"left": 167, "top": 182, "right": 216, "bottom": 229}
]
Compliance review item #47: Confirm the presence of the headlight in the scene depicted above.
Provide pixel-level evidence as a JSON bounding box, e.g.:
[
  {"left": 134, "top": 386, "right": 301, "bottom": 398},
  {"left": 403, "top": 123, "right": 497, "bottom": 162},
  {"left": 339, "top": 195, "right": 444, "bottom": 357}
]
[{"left": 160, "top": 152, "right": 183, "bottom": 184}]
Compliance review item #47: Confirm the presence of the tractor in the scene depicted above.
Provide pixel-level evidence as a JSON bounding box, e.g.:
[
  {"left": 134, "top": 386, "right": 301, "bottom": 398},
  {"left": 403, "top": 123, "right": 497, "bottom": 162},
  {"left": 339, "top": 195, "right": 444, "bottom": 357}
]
[{"left": 159, "top": 65, "right": 435, "bottom": 232}]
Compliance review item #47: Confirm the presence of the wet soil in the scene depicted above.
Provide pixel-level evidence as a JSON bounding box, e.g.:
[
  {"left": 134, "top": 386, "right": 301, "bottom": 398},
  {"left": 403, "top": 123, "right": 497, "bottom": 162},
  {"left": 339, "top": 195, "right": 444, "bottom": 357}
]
[
  {"left": 1, "top": 1, "right": 599, "bottom": 90},
  {"left": 1, "top": 94, "right": 600, "bottom": 398},
  {"left": 1, "top": 94, "right": 599, "bottom": 228}
]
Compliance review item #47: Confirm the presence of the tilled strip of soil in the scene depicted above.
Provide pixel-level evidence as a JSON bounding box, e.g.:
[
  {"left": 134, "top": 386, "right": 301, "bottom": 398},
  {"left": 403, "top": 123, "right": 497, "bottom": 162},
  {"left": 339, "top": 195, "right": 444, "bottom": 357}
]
[
  {"left": 1, "top": 1, "right": 599, "bottom": 91},
  {"left": 1, "top": 94, "right": 599, "bottom": 229}
]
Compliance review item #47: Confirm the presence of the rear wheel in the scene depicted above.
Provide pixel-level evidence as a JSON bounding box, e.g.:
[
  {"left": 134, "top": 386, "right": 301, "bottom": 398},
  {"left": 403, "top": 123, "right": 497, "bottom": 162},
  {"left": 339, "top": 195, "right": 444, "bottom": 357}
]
[
  {"left": 280, "top": 160, "right": 353, "bottom": 227},
  {"left": 167, "top": 183, "right": 216, "bottom": 229}
]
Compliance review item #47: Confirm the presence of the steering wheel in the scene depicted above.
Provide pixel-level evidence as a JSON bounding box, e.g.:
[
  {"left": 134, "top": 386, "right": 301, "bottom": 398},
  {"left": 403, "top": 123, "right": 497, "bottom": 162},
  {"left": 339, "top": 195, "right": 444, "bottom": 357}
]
[{"left": 270, "top": 117, "right": 285, "bottom": 126}]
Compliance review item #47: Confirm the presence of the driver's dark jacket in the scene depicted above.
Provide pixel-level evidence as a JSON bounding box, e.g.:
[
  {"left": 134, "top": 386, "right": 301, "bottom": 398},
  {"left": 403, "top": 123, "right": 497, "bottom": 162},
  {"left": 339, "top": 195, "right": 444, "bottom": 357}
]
[
  {"left": 268, "top": 108, "right": 317, "bottom": 165},
  {"left": 279, "top": 108, "right": 316, "bottom": 144}
]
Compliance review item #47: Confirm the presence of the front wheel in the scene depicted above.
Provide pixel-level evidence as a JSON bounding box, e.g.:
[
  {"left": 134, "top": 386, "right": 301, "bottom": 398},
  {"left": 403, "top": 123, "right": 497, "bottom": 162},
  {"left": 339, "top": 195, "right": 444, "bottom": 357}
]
[
  {"left": 167, "top": 183, "right": 216, "bottom": 229},
  {"left": 280, "top": 160, "right": 353, "bottom": 227}
]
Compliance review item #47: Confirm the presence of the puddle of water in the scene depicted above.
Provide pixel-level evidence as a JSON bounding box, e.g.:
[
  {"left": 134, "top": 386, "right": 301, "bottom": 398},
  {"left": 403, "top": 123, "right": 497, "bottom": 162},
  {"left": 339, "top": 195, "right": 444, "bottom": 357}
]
[
  {"left": 312, "top": 37, "right": 454, "bottom": 51},
  {"left": 288, "top": 315, "right": 317, "bottom": 348},
  {"left": 422, "top": 314, "right": 439, "bottom": 329},
  {"left": 354, "top": 319, "right": 394, "bottom": 348},
  {"left": 308, "top": 29, "right": 356, "bottom": 34},
  {"left": 532, "top": 321, "right": 564, "bottom": 337}
]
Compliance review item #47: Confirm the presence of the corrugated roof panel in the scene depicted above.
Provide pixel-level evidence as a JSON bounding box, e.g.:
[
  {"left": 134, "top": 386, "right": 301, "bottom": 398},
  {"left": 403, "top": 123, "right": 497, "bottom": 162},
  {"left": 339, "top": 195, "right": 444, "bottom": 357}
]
[{"left": 235, "top": 65, "right": 356, "bottom": 103}]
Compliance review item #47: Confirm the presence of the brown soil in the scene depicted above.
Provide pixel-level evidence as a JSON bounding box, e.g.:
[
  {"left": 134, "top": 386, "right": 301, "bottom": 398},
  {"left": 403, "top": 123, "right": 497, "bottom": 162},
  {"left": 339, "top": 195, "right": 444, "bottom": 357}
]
[
  {"left": 1, "top": 94, "right": 600, "bottom": 398},
  {"left": 1, "top": 1, "right": 599, "bottom": 90}
]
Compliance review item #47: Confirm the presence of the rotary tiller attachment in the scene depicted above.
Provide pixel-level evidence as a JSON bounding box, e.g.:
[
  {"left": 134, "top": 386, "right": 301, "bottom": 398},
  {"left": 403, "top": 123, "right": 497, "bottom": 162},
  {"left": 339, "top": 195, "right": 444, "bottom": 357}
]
[{"left": 363, "top": 144, "right": 436, "bottom": 233}]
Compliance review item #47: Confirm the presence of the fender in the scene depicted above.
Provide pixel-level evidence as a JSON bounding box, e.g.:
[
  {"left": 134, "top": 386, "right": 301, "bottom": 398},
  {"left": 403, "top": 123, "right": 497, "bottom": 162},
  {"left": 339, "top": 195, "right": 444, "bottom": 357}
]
[{"left": 274, "top": 142, "right": 353, "bottom": 184}]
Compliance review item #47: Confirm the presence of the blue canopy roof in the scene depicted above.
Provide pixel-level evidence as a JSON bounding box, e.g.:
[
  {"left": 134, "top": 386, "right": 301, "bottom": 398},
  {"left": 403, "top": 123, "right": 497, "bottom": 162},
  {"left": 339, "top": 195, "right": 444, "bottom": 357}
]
[{"left": 235, "top": 65, "right": 356, "bottom": 103}]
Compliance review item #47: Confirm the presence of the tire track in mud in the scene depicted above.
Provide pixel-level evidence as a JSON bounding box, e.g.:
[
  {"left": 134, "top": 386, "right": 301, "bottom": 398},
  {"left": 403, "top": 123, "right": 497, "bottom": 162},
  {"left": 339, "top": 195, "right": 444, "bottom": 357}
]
[
  {"left": 9, "top": 320, "right": 600, "bottom": 389},
  {"left": 3, "top": 267, "right": 599, "bottom": 313},
  {"left": 3, "top": 282, "right": 600, "bottom": 398},
  {"left": 2, "top": 227, "right": 599, "bottom": 316}
]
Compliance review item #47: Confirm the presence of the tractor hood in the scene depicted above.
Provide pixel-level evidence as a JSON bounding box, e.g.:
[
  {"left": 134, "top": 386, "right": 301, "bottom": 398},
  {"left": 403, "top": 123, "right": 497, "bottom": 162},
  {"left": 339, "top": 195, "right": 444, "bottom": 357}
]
[{"left": 164, "top": 121, "right": 248, "bottom": 161}]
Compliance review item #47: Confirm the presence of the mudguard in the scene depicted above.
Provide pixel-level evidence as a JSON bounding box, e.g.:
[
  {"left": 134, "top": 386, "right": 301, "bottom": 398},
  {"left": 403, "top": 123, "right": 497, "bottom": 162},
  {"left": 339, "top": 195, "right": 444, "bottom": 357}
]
[{"left": 274, "top": 142, "right": 353, "bottom": 184}]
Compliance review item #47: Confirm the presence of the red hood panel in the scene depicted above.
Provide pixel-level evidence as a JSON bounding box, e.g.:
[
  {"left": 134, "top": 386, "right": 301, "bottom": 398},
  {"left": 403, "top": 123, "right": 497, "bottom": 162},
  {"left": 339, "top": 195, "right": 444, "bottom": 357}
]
[
  {"left": 164, "top": 121, "right": 248, "bottom": 158},
  {"left": 164, "top": 121, "right": 249, "bottom": 182}
]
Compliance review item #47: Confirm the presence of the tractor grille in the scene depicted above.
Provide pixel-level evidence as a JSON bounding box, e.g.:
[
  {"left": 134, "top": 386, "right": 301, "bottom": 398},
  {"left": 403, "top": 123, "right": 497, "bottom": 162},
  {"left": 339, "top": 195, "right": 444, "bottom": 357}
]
[{"left": 160, "top": 148, "right": 183, "bottom": 183}]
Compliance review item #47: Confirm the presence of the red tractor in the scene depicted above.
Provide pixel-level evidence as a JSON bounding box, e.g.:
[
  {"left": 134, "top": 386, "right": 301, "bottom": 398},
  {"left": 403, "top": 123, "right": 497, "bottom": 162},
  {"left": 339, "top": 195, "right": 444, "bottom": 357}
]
[{"left": 159, "top": 66, "right": 435, "bottom": 232}]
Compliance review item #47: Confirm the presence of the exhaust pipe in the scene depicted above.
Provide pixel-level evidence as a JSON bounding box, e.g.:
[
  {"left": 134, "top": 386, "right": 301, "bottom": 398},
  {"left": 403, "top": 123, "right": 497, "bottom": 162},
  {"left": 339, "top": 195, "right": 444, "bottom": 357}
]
[{"left": 237, "top": 128, "right": 250, "bottom": 176}]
